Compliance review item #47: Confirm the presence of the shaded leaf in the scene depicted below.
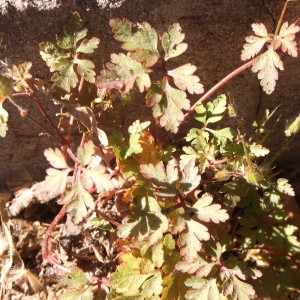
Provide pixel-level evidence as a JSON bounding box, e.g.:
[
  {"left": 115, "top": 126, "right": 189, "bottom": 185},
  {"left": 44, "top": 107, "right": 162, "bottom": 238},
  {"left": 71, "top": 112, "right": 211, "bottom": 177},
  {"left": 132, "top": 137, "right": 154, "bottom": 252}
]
[
  {"left": 168, "top": 63, "right": 204, "bottom": 94},
  {"left": 185, "top": 277, "right": 220, "bottom": 300},
  {"left": 161, "top": 271, "right": 189, "bottom": 300},
  {"left": 162, "top": 23, "right": 188, "bottom": 60},
  {"left": 252, "top": 48, "right": 284, "bottom": 94},
  {"left": 0, "top": 74, "right": 13, "bottom": 102},
  {"left": 179, "top": 158, "right": 201, "bottom": 195},
  {"left": 44, "top": 148, "right": 68, "bottom": 169}
]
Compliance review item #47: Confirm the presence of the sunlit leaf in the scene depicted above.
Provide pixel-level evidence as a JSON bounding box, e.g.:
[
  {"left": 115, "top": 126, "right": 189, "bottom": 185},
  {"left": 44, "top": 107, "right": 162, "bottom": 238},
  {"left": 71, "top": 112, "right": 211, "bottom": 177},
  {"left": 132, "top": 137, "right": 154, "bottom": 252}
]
[
  {"left": 0, "top": 102, "right": 9, "bottom": 137},
  {"left": 44, "top": 148, "right": 69, "bottom": 169},
  {"left": 77, "top": 140, "right": 95, "bottom": 166},
  {"left": 277, "top": 21, "right": 300, "bottom": 57},
  {"left": 252, "top": 48, "right": 284, "bottom": 94},
  {"left": 179, "top": 158, "right": 201, "bottom": 195},
  {"left": 206, "top": 94, "right": 227, "bottom": 124},
  {"left": 168, "top": 63, "right": 204, "bottom": 94},
  {"left": 185, "top": 277, "right": 221, "bottom": 300},
  {"left": 61, "top": 287, "right": 93, "bottom": 300},
  {"left": 44, "top": 168, "right": 69, "bottom": 195},
  {"left": 241, "top": 23, "right": 269, "bottom": 61},
  {"left": 249, "top": 143, "right": 269, "bottom": 157},
  {"left": 276, "top": 178, "right": 295, "bottom": 197},
  {"left": 162, "top": 23, "right": 188, "bottom": 60},
  {"left": 161, "top": 271, "right": 189, "bottom": 300},
  {"left": 285, "top": 113, "right": 300, "bottom": 137},
  {"left": 193, "top": 193, "right": 229, "bottom": 224},
  {"left": 60, "top": 269, "right": 90, "bottom": 288},
  {"left": 77, "top": 59, "right": 96, "bottom": 83},
  {"left": 151, "top": 81, "right": 190, "bottom": 133},
  {"left": 77, "top": 37, "right": 100, "bottom": 54},
  {"left": 0, "top": 74, "right": 13, "bottom": 102}
]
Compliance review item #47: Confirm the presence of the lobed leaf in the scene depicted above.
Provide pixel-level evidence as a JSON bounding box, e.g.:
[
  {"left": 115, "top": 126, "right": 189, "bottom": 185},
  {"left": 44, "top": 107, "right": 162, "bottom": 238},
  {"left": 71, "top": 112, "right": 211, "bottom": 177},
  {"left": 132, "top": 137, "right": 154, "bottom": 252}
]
[
  {"left": 185, "top": 277, "right": 220, "bottom": 300},
  {"left": 0, "top": 74, "right": 13, "bottom": 102},
  {"left": 193, "top": 193, "right": 229, "bottom": 224},
  {"left": 97, "top": 53, "right": 151, "bottom": 93},
  {"left": 162, "top": 23, "right": 188, "bottom": 60},
  {"left": 249, "top": 143, "right": 269, "bottom": 157},
  {"left": 0, "top": 103, "right": 9, "bottom": 137},
  {"left": 77, "top": 140, "right": 95, "bottom": 166},
  {"left": 60, "top": 269, "right": 90, "bottom": 288},
  {"left": 77, "top": 37, "right": 100, "bottom": 54},
  {"left": 206, "top": 94, "right": 227, "bottom": 124},
  {"left": 276, "top": 178, "right": 295, "bottom": 197},
  {"left": 44, "top": 148, "right": 69, "bottom": 169},
  {"left": 44, "top": 168, "right": 69, "bottom": 195},
  {"left": 109, "top": 18, "right": 159, "bottom": 67},
  {"left": 168, "top": 63, "right": 204, "bottom": 94},
  {"left": 285, "top": 113, "right": 300, "bottom": 137},
  {"left": 278, "top": 22, "right": 300, "bottom": 57},
  {"left": 60, "top": 288, "right": 93, "bottom": 300},
  {"left": 161, "top": 271, "right": 189, "bottom": 300},
  {"left": 179, "top": 158, "right": 201, "bottom": 195},
  {"left": 241, "top": 23, "right": 269, "bottom": 61},
  {"left": 77, "top": 59, "right": 96, "bottom": 83},
  {"left": 151, "top": 81, "right": 190, "bottom": 133},
  {"left": 252, "top": 48, "right": 284, "bottom": 94}
]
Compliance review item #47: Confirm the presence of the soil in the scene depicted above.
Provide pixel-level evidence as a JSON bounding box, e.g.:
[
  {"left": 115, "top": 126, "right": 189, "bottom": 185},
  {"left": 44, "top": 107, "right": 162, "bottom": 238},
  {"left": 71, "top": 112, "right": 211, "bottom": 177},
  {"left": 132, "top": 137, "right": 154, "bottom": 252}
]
[{"left": 0, "top": 0, "right": 299, "bottom": 299}]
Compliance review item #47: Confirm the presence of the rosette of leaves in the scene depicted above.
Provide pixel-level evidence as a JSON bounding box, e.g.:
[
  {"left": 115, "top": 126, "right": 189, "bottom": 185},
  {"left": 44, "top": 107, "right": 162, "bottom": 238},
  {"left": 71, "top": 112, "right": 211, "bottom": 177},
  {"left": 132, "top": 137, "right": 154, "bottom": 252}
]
[
  {"left": 40, "top": 12, "right": 100, "bottom": 94},
  {"left": 97, "top": 19, "right": 204, "bottom": 133}
]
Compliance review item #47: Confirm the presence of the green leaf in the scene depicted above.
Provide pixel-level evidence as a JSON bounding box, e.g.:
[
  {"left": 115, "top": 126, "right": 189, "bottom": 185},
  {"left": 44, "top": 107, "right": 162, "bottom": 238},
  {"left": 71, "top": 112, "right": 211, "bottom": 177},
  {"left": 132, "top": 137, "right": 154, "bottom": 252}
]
[
  {"left": 118, "top": 195, "right": 168, "bottom": 245},
  {"left": 51, "top": 61, "right": 78, "bottom": 93},
  {"left": 271, "top": 225, "right": 300, "bottom": 252},
  {"left": 162, "top": 23, "right": 188, "bottom": 60},
  {"left": 276, "top": 178, "right": 295, "bottom": 196},
  {"left": 77, "top": 140, "right": 95, "bottom": 166},
  {"left": 249, "top": 143, "right": 269, "bottom": 157},
  {"left": 60, "top": 269, "right": 90, "bottom": 288},
  {"left": 0, "top": 103, "right": 9, "bottom": 137},
  {"left": 168, "top": 63, "right": 204, "bottom": 94},
  {"left": 60, "top": 288, "right": 93, "bottom": 300},
  {"left": 185, "top": 277, "right": 221, "bottom": 300},
  {"left": 110, "top": 254, "right": 159, "bottom": 296},
  {"left": 44, "top": 148, "right": 69, "bottom": 169},
  {"left": 140, "top": 270, "right": 163, "bottom": 297},
  {"left": 161, "top": 271, "right": 189, "bottom": 300},
  {"left": 63, "top": 12, "right": 87, "bottom": 43},
  {"left": 77, "top": 59, "right": 96, "bottom": 83},
  {"left": 7, "top": 62, "right": 32, "bottom": 89},
  {"left": 206, "top": 94, "right": 227, "bottom": 124},
  {"left": 285, "top": 113, "right": 300, "bottom": 137},
  {"left": 140, "top": 159, "right": 179, "bottom": 197},
  {"left": 0, "top": 74, "right": 13, "bottom": 101},
  {"left": 97, "top": 53, "right": 151, "bottom": 93},
  {"left": 61, "top": 181, "right": 95, "bottom": 224},
  {"left": 109, "top": 19, "right": 159, "bottom": 67},
  {"left": 151, "top": 81, "right": 190, "bottom": 133},
  {"left": 208, "top": 127, "right": 235, "bottom": 146},
  {"left": 193, "top": 193, "right": 229, "bottom": 224},
  {"left": 77, "top": 37, "right": 100, "bottom": 53},
  {"left": 252, "top": 48, "right": 284, "bottom": 94},
  {"left": 194, "top": 103, "right": 207, "bottom": 124}
]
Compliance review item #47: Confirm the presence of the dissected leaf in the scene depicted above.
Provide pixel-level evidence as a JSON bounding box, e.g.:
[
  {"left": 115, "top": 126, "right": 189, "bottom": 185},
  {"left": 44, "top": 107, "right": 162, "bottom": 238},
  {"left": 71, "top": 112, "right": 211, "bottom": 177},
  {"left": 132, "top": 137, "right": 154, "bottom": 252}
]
[
  {"left": 77, "top": 140, "right": 95, "bottom": 166},
  {"left": 44, "top": 148, "right": 69, "bottom": 169},
  {"left": 44, "top": 168, "right": 70, "bottom": 195},
  {"left": 0, "top": 74, "right": 13, "bottom": 102},
  {"left": 162, "top": 23, "right": 188, "bottom": 60},
  {"left": 77, "top": 37, "right": 100, "bottom": 54},
  {"left": 109, "top": 18, "right": 159, "bottom": 67},
  {"left": 208, "top": 127, "right": 235, "bottom": 147},
  {"left": 77, "top": 59, "right": 96, "bottom": 83},
  {"left": 7, "top": 62, "right": 32, "bottom": 91},
  {"left": 252, "top": 48, "right": 284, "bottom": 94},
  {"left": 222, "top": 274, "right": 256, "bottom": 300},
  {"left": 276, "top": 178, "right": 295, "bottom": 197},
  {"left": 241, "top": 23, "right": 270, "bottom": 61},
  {"left": 97, "top": 53, "right": 151, "bottom": 93},
  {"left": 60, "top": 287, "right": 93, "bottom": 300},
  {"left": 0, "top": 102, "right": 9, "bottom": 137},
  {"left": 60, "top": 269, "right": 90, "bottom": 288},
  {"left": 185, "top": 277, "right": 221, "bottom": 300},
  {"left": 140, "top": 159, "right": 179, "bottom": 197},
  {"left": 168, "top": 63, "right": 204, "bottom": 94},
  {"left": 161, "top": 271, "right": 189, "bottom": 300},
  {"left": 193, "top": 193, "right": 229, "bottom": 224},
  {"left": 277, "top": 21, "right": 300, "bottom": 57},
  {"left": 206, "top": 94, "right": 227, "bottom": 124},
  {"left": 151, "top": 81, "right": 190, "bottom": 133},
  {"left": 285, "top": 113, "right": 300, "bottom": 137},
  {"left": 249, "top": 143, "right": 269, "bottom": 157},
  {"left": 179, "top": 158, "right": 201, "bottom": 195}
]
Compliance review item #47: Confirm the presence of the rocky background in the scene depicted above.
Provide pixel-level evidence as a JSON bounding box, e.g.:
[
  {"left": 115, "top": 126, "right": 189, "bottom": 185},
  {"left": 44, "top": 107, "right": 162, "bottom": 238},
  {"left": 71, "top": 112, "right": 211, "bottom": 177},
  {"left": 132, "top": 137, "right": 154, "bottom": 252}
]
[{"left": 0, "top": 0, "right": 299, "bottom": 198}]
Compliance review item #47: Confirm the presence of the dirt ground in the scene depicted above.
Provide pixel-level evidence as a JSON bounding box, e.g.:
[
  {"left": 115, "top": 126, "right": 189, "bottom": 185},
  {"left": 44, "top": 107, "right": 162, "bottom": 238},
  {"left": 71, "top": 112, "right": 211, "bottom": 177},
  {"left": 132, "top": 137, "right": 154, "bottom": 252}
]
[{"left": 0, "top": 0, "right": 299, "bottom": 299}]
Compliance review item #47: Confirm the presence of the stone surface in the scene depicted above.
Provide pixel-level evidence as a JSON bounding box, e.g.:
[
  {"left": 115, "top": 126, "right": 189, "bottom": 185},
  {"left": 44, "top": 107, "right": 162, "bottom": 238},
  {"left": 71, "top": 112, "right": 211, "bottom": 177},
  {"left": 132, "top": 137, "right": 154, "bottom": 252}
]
[{"left": 0, "top": 0, "right": 299, "bottom": 195}]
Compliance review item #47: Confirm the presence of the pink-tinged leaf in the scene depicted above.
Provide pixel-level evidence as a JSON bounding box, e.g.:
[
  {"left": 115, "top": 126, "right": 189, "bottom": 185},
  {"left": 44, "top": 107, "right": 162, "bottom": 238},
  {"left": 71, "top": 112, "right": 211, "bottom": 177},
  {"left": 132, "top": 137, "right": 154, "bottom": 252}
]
[
  {"left": 278, "top": 22, "right": 300, "bottom": 57},
  {"left": 44, "top": 148, "right": 68, "bottom": 169},
  {"left": 44, "top": 168, "right": 69, "bottom": 194},
  {"left": 185, "top": 277, "right": 221, "bottom": 300},
  {"left": 77, "top": 140, "right": 95, "bottom": 167},
  {"left": 252, "top": 48, "right": 284, "bottom": 94},
  {"left": 252, "top": 23, "right": 268, "bottom": 37},
  {"left": 178, "top": 230, "right": 202, "bottom": 263},
  {"left": 152, "top": 81, "right": 190, "bottom": 133},
  {"left": 193, "top": 193, "right": 229, "bottom": 223},
  {"left": 97, "top": 53, "right": 151, "bottom": 93},
  {"left": 168, "top": 64, "right": 204, "bottom": 94},
  {"left": 162, "top": 23, "right": 188, "bottom": 60}
]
